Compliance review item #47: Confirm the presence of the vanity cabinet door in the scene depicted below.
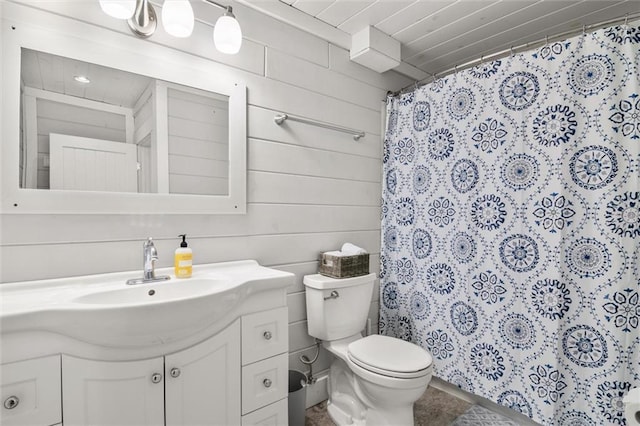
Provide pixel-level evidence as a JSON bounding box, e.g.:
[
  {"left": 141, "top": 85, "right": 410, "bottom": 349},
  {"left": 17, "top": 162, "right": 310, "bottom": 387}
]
[
  {"left": 0, "top": 355, "right": 61, "bottom": 426},
  {"left": 62, "top": 355, "right": 164, "bottom": 426},
  {"left": 165, "top": 319, "right": 241, "bottom": 426}
]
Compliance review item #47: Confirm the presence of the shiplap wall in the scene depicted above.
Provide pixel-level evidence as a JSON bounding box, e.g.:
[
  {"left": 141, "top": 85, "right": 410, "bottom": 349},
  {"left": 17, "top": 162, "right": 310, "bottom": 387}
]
[
  {"left": 134, "top": 85, "right": 153, "bottom": 193},
  {"left": 167, "top": 87, "right": 230, "bottom": 195},
  {"left": 0, "top": 0, "right": 412, "bottom": 394}
]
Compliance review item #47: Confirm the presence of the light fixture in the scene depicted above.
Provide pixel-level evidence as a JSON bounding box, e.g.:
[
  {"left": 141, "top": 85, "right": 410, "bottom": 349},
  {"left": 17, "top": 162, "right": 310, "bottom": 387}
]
[
  {"left": 213, "top": 7, "right": 242, "bottom": 54},
  {"left": 162, "top": 0, "right": 194, "bottom": 38},
  {"left": 127, "top": 0, "right": 156, "bottom": 38},
  {"left": 99, "top": 0, "right": 136, "bottom": 19},
  {"left": 99, "top": 0, "right": 242, "bottom": 54}
]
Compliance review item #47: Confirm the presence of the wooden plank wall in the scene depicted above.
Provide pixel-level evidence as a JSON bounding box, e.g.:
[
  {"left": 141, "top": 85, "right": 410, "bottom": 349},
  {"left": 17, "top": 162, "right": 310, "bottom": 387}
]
[
  {"left": 1, "top": 0, "right": 413, "bottom": 388},
  {"left": 133, "top": 87, "right": 154, "bottom": 193},
  {"left": 167, "top": 87, "right": 230, "bottom": 196}
]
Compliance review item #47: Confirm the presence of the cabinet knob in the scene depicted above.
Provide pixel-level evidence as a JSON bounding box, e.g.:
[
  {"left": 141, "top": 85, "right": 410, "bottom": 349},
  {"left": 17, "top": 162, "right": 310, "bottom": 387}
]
[
  {"left": 4, "top": 396, "right": 19, "bottom": 410},
  {"left": 263, "top": 331, "right": 272, "bottom": 340},
  {"left": 263, "top": 378, "right": 272, "bottom": 388},
  {"left": 170, "top": 368, "right": 181, "bottom": 378},
  {"left": 151, "top": 373, "right": 163, "bottom": 384}
]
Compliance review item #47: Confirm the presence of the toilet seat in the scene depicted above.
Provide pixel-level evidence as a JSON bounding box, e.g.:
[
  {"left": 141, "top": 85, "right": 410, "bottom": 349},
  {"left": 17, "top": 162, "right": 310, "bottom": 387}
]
[{"left": 347, "top": 335, "right": 432, "bottom": 379}]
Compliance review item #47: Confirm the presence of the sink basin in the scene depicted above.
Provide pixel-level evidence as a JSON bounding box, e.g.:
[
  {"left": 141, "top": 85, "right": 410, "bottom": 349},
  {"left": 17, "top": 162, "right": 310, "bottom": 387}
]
[
  {"left": 0, "top": 260, "right": 294, "bottom": 349},
  {"left": 72, "top": 276, "right": 228, "bottom": 305}
]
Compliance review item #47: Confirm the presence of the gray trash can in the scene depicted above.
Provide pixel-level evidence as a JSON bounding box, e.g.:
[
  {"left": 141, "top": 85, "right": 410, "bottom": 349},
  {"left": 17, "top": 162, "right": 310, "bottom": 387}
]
[{"left": 288, "top": 370, "right": 307, "bottom": 426}]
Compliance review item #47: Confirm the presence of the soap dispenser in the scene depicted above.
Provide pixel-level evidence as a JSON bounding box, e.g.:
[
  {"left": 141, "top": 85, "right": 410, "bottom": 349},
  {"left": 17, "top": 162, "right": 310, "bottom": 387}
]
[{"left": 174, "top": 234, "right": 193, "bottom": 278}]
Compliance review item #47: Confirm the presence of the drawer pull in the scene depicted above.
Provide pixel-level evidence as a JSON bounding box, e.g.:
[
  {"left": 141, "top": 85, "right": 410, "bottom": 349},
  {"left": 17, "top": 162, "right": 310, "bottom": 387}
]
[
  {"left": 263, "top": 378, "right": 272, "bottom": 388},
  {"left": 263, "top": 331, "right": 272, "bottom": 340},
  {"left": 170, "top": 368, "right": 181, "bottom": 378},
  {"left": 151, "top": 373, "right": 163, "bottom": 384},
  {"left": 4, "top": 396, "right": 19, "bottom": 410}
]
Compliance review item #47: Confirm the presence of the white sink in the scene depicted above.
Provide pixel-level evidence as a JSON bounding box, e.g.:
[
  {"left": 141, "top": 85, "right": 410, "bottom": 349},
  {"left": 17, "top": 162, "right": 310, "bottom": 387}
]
[
  {"left": 72, "top": 276, "right": 228, "bottom": 305},
  {"left": 0, "top": 260, "right": 293, "bottom": 349}
]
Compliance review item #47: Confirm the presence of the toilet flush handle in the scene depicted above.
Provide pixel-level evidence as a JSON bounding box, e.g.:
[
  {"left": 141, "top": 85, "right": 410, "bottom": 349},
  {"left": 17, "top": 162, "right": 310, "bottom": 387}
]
[{"left": 324, "top": 290, "right": 339, "bottom": 300}]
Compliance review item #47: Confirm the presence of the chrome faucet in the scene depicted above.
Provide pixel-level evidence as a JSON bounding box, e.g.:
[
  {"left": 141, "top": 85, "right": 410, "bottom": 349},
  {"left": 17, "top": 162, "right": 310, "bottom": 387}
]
[
  {"left": 143, "top": 238, "right": 158, "bottom": 280},
  {"left": 126, "top": 238, "right": 171, "bottom": 285}
]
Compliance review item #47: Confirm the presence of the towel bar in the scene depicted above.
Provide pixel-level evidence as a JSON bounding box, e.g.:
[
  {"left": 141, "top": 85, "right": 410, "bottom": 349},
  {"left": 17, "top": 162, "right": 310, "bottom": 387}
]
[{"left": 274, "top": 113, "right": 365, "bottom": 141}]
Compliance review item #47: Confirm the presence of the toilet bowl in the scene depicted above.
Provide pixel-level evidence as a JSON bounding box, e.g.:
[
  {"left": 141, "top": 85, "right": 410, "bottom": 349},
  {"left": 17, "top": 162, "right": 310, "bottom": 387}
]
[
  {"left": 625, "top": 388, "right": 640, "bottom": 425},
  {"left": 325, "top": 334, "right": 432, "bottom": 425},
  {"left": 304, "top": 273, "right": 433, "bottom": 425}
]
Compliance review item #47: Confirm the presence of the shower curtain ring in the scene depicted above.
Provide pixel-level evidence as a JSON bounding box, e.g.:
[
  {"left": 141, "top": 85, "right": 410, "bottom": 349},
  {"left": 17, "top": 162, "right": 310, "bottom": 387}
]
[
  {"left": 545, "top": 35, "right": 549, "bottom": 46},
  {"left": 582, "top": 25, "right": 586, "bottom": 36},
  {"left": 510, "top": 46, "right": 514, "bottom": 56},
  {"left": 624, "top": 13, "right": 629, "bottom": 27}
]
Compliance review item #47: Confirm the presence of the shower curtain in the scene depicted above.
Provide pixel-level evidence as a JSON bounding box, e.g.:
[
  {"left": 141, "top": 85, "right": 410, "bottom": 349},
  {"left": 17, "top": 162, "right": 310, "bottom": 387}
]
[{"left": 380, "top": 23, "right": 639, "bottom": 425}]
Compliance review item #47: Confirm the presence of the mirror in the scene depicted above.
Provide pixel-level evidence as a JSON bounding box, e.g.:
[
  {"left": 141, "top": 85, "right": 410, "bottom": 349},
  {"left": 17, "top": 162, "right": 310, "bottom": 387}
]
[
  {"left": 21, "top": 49, "right": 231, "bottom": 196},
  {"left": 2, "top": 13, "right": 246, "bottom": 214}
]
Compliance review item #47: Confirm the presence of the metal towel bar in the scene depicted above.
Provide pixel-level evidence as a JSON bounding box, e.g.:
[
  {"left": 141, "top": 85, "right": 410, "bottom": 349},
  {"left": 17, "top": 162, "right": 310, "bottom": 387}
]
[{"left": 274, "top": 113, "right": 365, "bottom": 141}]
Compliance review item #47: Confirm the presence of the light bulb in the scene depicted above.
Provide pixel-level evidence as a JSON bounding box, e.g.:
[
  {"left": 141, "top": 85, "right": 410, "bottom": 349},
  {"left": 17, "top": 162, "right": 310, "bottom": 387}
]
[
  {"left": 213, "top": 14, "right": 242, "bottom": 54},
  {"left": 162, "top": 0, "right": 194, "bottom": 38},
  {"left": 99, "top": 0, "right": 136, "bottom": 19}
]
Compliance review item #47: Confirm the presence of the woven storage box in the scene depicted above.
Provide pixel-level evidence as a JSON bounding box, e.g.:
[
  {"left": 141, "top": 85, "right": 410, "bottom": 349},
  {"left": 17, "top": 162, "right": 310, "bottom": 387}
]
[{"left": 318, "top": 253, "right": 369, "bottom": 278}]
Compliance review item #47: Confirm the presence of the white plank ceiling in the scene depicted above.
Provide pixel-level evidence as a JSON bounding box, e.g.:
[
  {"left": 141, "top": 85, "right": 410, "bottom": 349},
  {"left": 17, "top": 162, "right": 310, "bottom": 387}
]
[
  {"left": 238, "top": 0, "right": 640, "bottom": 79},
  {"left": 21, "top": 49, "right": 152, "bottom": 108}
]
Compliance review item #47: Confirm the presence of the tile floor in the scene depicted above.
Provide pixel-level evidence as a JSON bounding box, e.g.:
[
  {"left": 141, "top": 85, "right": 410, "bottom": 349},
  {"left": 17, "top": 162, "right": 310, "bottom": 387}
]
[
  {"left": 451, "top": 405, "right": 521, "bottom": 425},
  {"left": 305, "top": 385, "right": 520, "bottom": 426}
]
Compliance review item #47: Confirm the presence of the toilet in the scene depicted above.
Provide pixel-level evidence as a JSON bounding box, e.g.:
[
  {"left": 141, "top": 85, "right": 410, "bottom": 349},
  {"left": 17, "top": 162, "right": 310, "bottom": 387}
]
[
  {"left": 625, "top": 388, "right": 640, "bottom": 426},
  {"left": 304, "top": 273, "right": 433, "bottom": 426}
]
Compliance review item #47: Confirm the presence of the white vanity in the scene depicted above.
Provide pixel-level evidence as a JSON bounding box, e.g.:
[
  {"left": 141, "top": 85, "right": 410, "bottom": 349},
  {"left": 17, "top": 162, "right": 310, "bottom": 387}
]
[{"left": 0, "top": 260, "right": 293, "bottom": 426}]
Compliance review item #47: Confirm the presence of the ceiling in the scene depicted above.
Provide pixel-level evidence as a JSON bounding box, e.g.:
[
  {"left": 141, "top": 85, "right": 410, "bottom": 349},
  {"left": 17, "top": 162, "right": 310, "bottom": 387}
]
[
  {"left": 238, "top": 0, "right": 640, "bottom": 79},
  {"left": 21, "top": 49, "right": 151, "bottom": 108}
]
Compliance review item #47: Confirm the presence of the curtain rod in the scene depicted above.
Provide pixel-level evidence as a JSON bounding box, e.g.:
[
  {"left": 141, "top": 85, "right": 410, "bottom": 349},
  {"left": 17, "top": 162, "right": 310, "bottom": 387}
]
[{"left": 390, "top": 11, "right": 640, "bottom": 97}]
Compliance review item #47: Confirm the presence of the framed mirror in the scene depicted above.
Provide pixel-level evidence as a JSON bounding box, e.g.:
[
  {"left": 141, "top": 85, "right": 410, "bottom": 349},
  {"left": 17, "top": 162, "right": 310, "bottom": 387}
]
[{"left": 2, "top": 11, "right": 246, "bottom": 214}]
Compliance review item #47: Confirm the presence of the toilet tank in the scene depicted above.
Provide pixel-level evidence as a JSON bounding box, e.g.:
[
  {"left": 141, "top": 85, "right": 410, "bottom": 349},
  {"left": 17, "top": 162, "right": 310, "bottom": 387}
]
[{"left": 303, "top": 273, "right": 376, "bottom": 341}]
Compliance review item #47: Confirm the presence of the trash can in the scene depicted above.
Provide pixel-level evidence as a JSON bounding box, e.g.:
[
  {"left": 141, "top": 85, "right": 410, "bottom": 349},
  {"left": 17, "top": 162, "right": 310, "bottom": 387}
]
[{"left": 288, "top": 370, "right": 307, "bottom": 426}]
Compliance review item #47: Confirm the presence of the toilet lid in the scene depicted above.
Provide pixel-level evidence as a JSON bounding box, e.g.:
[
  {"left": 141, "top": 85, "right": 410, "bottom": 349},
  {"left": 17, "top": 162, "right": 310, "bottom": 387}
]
[{"left": 347, "top": 335, "right": 432, "bottom": 378}]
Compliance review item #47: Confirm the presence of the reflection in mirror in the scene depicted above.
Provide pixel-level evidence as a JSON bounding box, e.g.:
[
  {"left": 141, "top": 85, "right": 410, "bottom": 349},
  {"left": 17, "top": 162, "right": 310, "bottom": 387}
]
[{"left": 20, "top": 48, "right": 230, "bottom": 196}]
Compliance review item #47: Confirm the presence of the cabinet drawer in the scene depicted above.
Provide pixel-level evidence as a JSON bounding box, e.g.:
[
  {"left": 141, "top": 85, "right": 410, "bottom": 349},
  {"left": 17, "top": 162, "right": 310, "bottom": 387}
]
[
  {"left": 241, "top": 354, "right": 287, "bottom": 415},
  {"left": 242, "top": 307, "right": 288, "bottom": 365},
  {"left": 241, "top": 398, "right": 287, "bottom": 426},
  {"left": 0, "top": 355, "right": 61, "bottom": 426}
]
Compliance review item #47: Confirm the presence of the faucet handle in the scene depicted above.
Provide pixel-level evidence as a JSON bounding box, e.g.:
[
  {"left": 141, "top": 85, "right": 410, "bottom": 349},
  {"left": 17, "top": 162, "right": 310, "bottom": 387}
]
[{"left": 144, "top": 238, "right": 158, "bottom": 255}]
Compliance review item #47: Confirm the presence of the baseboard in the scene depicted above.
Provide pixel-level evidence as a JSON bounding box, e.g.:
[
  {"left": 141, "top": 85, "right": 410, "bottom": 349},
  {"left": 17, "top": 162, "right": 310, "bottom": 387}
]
[{"left": 430, "top": 377, "right": 542, "bottom": 426}]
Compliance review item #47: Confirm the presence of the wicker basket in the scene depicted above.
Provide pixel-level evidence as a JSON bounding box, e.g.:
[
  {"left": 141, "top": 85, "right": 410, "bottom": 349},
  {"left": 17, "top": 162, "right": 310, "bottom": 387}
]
[{"left": 318, "top": 252, "right": 369, "bottom": 278}]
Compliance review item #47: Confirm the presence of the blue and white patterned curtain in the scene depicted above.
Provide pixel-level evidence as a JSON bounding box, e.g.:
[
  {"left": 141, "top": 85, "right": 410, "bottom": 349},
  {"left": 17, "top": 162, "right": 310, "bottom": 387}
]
[{"left": 380, "top": 23, "right": 639, "bottom": 425}]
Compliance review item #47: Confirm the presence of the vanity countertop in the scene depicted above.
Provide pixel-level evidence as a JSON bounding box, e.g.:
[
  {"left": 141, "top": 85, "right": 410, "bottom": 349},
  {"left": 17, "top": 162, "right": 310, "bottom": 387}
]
[
  {"left": 1, "top": 260, "right": 292, "bottom": 314},
  {"left": 0, "top": 260, "right": 294, "bottom": 361}
]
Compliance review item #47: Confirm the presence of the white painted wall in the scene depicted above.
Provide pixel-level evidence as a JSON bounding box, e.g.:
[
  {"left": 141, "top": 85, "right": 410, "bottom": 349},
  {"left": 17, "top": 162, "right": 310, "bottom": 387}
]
[
  {"left": 167, "top": 86, "right": 230, "bottom": 195},
  {"left": 0, "top": 0, "right": 412, "bottom": 392},
  {"left": 134, "top": 84, "right": 154, "bottom": 193}
]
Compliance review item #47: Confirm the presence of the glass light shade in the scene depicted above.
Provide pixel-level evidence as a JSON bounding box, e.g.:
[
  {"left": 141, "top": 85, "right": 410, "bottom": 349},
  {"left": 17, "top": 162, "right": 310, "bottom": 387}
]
[
  {"left": 161, "top": 0, "right": 194, "bottom": 38},
  {"left": 99, "top": 0, "right": 136, "bottom": 19},
  {"left": 213, "top": 15, "right": 242, "bottom": 54}
]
